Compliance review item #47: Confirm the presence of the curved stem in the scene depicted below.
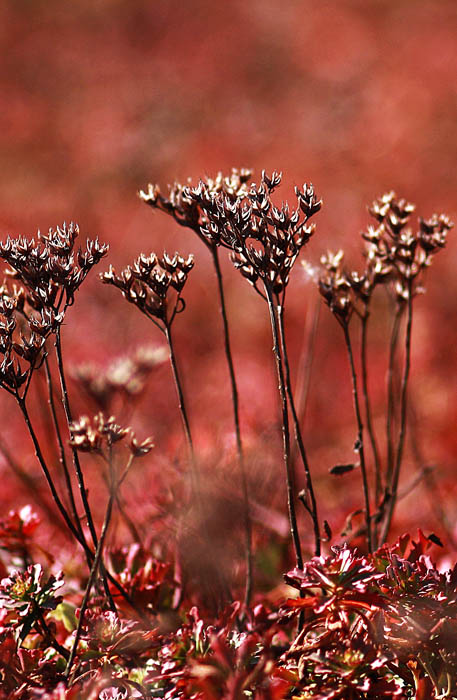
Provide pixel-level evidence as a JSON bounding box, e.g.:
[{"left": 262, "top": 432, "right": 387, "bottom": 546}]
[
  {"left": 265, "top": 286, "right": 303, "bottom": 569},
  {"left": 360, "top": 310, "right": 383, "bottom": 551},
  {"left": 15, "top": 394, "right": 140, "bottom": 613},
  {"left": 380, "top": 285, "right": 413, "bottom": 544},
  {"left": 211, "top": 246, "right": 253, "bottom": 606},
  {"left": 342, "top": 324, "right": 372, "bottom": 553},
  {"left": 277, "top": 304, "right": 320, "bottom": 556}
]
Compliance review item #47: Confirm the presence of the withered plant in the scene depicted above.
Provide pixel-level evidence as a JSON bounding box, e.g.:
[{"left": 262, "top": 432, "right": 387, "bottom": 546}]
[
  {"left": 316, "top": 193, "right": 452, "bottom": 550},
  {"left": 100, "top": 252, "right": 198, "bottom": 493},
  {"left": 0, "top": 224, "right": 137, "bottom": 613},
  {"left": 65, "top": 413, "right": 153, "bottom": 680},
  {"left": 139, "top": 170, "right": 254, "bottom": 605},
  {"left": 188, "top": 170, "right": 322, "bottom": 566}
]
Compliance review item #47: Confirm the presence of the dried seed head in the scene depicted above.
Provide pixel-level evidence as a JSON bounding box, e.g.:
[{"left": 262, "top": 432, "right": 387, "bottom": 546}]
[
  {"left": 72, "top": 345, "right": 167, "bottom": 411},
  {"left": 100, "top": 252, "right": 194, "bottom": 329},
  {"left": 139, "top": 169, "right": 253, "bottom": 249},
  {"left": 318, "top": 250, "right": 354, "bottom": 325},
  {"left": 69, "top": 413, "right": 130, "bottom": 453},
  {"left": 0, "top": 223, "right": 108, "bottom": 315},
  {"left": 128, "top": 435, "right": 154, "bottom": 458},
  {"left": 189, "top": 171, "right": 321, "bottom": 297},
  {"left": 319, "top": 192, "right": 453, "bottom": 322}
]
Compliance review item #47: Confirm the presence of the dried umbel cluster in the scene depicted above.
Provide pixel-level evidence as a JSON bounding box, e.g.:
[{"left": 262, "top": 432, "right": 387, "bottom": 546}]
[
  {"left": 0, "top": 283, "right": 46, "bottom": 394},
  {"left": 69, "top": 413, "right": 154, "bottom": 459},
  {"left": 0, "top": 224, "right": 108, "bottom": 397},
  {"left": 187, "top": 171, "right": 322, "bottom": 298},
  {"left": 318, "top": 192, "right": 453, "bottom": 323},
  {"left": 139, "top": 168, "right": 253, "bottom": 243},
  {"left": 0, "top": 223, "right": 108, "bottom": 312},
  {"left": 100, "top": 252, "right": 194, "bottom": 329},
  {"left": 72, "top": 345, "right": 167, "bottom": 412},
  {"left": 315, "top": 193, "right": 453, "bottom": 551}
]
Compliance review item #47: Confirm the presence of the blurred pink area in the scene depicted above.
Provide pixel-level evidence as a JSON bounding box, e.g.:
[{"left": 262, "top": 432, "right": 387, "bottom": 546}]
[{"left": 0, "top": 0, "right": 456, "bottom": 567}]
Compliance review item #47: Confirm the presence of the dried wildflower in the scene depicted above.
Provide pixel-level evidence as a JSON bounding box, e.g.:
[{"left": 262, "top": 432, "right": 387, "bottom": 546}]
[
  {"left": 362, "top": 193, "right": 452, "bottom": 304},
  {"left": 318, "top": 250, "right": 354, "bottom": 326},
  {"left": 186, "top": 171, "right": 323, "bottom": 562},
  {"left": 0, "top": 225, "right": 108, "bottom": 400},
  {"left": 72, "top": 345, "right": 167, "bottom": 411},
  {"left": 140, "top": 170, "right": 255, "bottom": 604},
  {"left": 69, "top": 413, "right": 153, "bottom": 484},
  {"left": 100, "top": 252, "right": 194, "bottom": 329},
  {"left": 69, "top": 413, "right": 130, "bottom": 454},
  {"left": 319, "top": 193, "right": 453, "bottom": 321},
  {"left": 188, "top": 170, "right": 321, "bottom": 297},
  {"left": 0, "top": 223, "right": 108, "bottom": 312},
  {"left": 128, "top": 435, "right": 154, "bottom": 457},
  {"left": 139, "top": 168, "right": 253, "bottom": 245}
]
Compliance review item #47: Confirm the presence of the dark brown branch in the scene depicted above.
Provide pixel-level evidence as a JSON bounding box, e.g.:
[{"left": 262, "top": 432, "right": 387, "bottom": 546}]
[
  {"left": 211, "top": 245, "right": 253, "bottom": 606},
  {"left": 342, "top": 324, "right": 373, "bottom": 553},
  {"left": 265, "top": 285, "right": 303, "bottom": 569},
  {"left": 380, "top": 284, "right": 413, "bottom": 544},
  {"left": 277, "top": 304, "right": 320, "bottom": 556}
]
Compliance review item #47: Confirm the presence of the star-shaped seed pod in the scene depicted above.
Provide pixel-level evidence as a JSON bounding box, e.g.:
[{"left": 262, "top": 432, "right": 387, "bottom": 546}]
[
  {"left": 100, "top": 252, "right": 194, "bottom": 330},
  {"left": 188, "top": 170, "right": 321, "bottom": 300}
]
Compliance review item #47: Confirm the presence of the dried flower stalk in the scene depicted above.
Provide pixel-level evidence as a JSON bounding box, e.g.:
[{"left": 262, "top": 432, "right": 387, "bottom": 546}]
[
  {"left": 189, "top": 170, "right": 322, "bottom": 563},
  {"left": 316, "top": 193, "right": 452, "bottom": 547},
  {"left": 140, "top": 169, "right": 254, "bottom": 604},
  {"left": 100, "top": 252, "right": 198, "bottom": 492}
]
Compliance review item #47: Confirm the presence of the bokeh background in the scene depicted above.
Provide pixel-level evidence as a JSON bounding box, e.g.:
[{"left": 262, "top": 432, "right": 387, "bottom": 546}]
[{"left": 1, "top": 0, "right": 457, "bottom": 575}]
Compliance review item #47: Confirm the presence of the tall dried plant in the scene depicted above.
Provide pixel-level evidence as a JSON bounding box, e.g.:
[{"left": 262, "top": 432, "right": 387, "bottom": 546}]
[
  {"left": 316, "top": 193, "right": 452, "bottom": 549},
  {"left": 189, "top": 170, "right": 322, "bottom": 565},
  {"left": 139, "top": 170, "right": 255, "bottom": 604}
]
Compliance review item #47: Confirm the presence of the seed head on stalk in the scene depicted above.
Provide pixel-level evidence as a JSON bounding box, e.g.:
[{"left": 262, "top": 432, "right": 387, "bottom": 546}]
[{"left": 188, "top": 170, "right": 323, "bottom": 563}]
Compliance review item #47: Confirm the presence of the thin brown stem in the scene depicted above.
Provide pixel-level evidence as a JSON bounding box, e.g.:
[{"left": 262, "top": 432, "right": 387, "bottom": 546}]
[
  {"left": 44, "top": 355, "right": 83, "bottom": 541},
  {"left": 54, "top": 327, "right": 98, "bottom": 549},
  {"left": 265, "top": 286, "right": 303, "bottom": 570},
  {"left": 360, "top": 311, "right": 382, "bottom": 550},
  {"left": 17, "top": 397, "right": 81, "bottom": 542},
  {"left": 342, "top": 324, "right": 373, "bottom": 553},
  {"left": 65, "top": 472, "right": 116, "bottom": 679},
  {"left": 385, "top": 304, "right": 404, "bottom": 488},
  {"left": 360, "top": 313, "right": 382, "bottom": 501},
  {"left": 54, "top": 327, "right": 117, "bottom": 611},
  {"left": 277, "top": 304, "right": 320, "bottom": 556},
  {"left": 380, "top": 285, "right": 413, "bottom": 544},
  {"left": 211, "top": 246, "right": 253, "bottom": 606},
  {"left": 14, "top": 395, "right": 140, "bottom": 613},
  {"left": 35, "top": 605, "right": 70, "bottom": 661},
  {"left": 163, "top": 323, "right": 199, "bottom": 494}
]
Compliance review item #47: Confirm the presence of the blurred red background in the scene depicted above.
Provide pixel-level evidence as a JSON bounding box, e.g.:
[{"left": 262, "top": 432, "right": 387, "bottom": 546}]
[{"left": 1, "top": 0, "right": 456, "bottom": 570}]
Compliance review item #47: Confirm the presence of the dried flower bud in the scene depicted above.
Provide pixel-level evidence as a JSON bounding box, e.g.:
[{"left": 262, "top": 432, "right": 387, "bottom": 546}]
[
  {"left": 101, "top": 252, "right": 193, "bottom": 329},
  {"left": 128, "top": 435, "right": 154, "bottom": 457}
]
